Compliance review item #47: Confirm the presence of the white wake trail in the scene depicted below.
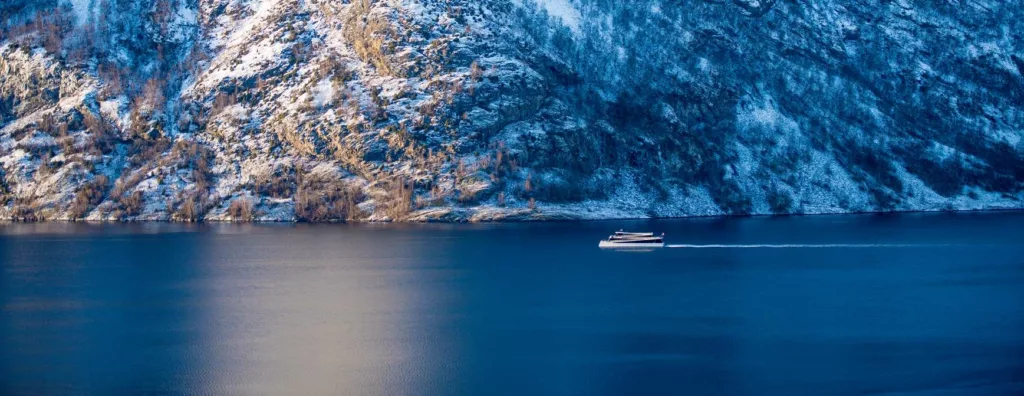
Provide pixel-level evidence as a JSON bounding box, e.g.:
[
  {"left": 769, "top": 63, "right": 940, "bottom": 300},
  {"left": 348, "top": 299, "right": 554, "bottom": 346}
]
[{"left": 666, "top": 244, "right": 943, "bottom": 249}]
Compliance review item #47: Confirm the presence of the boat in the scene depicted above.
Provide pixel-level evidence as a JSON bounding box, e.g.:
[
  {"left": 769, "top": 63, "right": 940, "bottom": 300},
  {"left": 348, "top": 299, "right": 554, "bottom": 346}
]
[
  {"left": 599, "top": 230, "right": 666, "bottom": 248},
  {"left": 613, "top": 231, "right": 654, "bottom": 237}
]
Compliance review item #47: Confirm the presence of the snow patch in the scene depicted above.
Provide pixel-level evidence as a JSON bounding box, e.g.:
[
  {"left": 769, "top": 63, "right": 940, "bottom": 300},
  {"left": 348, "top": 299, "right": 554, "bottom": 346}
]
[
  {"left": 68, "top": 0, "right": 92, "bottom": 25},
  {"left": 524, "top": 0, "right": 581, "bottom": 33},
  {"left": 312, "top": 77, "right": 335, "bottom": 109},
  {"left": 736, "top": 93, "right": 799, "bottom": 136}
]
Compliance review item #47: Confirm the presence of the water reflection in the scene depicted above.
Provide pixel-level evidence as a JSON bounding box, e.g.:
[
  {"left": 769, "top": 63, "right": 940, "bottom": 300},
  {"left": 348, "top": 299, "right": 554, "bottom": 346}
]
[
  {"left": 2, "top": 213, "right": 1023, "bottom": 395},
  {"left": 1, "top": 224, "right": 212, "bottom": 393},
  {"left": 195, "top": 225, "right": 467, "bottom": 395}
]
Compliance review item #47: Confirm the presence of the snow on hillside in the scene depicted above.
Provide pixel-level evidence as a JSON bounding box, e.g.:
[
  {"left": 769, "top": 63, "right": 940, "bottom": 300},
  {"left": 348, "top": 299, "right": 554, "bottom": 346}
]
[
  {"left": 0, "top": 0, "right": 1021, "bottom": 222},
  {"left": 527, "top": 0, "right": 581, "bottom": 33}
]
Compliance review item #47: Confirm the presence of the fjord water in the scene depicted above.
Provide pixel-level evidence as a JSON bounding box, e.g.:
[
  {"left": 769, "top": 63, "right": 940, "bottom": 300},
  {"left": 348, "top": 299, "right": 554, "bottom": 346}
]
[{"left": 2, "top": 213, "right": 1023, "bottom": 395}]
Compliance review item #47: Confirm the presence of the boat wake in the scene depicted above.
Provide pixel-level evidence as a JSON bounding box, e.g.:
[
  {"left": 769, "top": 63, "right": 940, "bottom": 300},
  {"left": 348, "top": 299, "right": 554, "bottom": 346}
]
[{"left": 666, "top": 244, "right": 946, "bottom": 249}]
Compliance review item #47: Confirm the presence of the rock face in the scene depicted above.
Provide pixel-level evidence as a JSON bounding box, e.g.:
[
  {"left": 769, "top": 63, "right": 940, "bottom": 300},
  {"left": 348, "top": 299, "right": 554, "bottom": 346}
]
[{"left": 1, "top": 0, "right": 1021, "bottom": 222}]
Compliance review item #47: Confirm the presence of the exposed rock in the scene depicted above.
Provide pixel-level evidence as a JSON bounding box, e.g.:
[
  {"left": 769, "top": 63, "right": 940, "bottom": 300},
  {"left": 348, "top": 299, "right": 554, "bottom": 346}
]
[{"left": 1, "top": 0, "right": 1021, "bottom": 222}]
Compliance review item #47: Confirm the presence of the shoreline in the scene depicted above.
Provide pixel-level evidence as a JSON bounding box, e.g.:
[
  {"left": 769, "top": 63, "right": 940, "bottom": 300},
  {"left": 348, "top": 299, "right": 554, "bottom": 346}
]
[{"left": 2, "top": 206, "right": 1021, "bottom": 225}]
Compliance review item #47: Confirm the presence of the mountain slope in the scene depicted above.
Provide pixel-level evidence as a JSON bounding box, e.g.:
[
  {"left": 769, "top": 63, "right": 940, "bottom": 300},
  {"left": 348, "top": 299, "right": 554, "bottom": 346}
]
[{"left": 1, "top": 0, "right": 1022, "bottom": 222}]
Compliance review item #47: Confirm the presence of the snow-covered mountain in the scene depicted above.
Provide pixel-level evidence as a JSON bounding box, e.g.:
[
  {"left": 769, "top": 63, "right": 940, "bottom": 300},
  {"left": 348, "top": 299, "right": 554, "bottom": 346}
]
[{"left": 1, "top": 0, "right": 1021, "bottom": 222}]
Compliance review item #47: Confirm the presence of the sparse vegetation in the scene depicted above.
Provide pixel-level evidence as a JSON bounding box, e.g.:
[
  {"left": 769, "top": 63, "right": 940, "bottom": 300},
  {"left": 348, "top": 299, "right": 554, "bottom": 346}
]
[
  {"left": 1, "top": 0, "right": 1022, "bottom": 223},
  {"left": 0, "top": 169, "right": 10, "bottom": 207},
  {"left": 379, "top": 177, "right": 413, "bottom": 220},
  {"left": 69, "top": 175, "right": 109, "bottom": 219},
  {"left": 11, "top": 197, "right": 43, "bottom": 222},
  {"left": 175, "top": 196, "right": 201, "bottom": 222},
  {"left": 252, "top": 166, "right": 296, "bottom": 199},
  {"left": 343, "top": 0, "right": 402, "bottom": 77},
  {"left": 294, "top": 169, "right": 364, "bottom": 222},
  {"left": 117, "top": 191, "right": 145, "bottom": 220},
  {"left": 228, "top": 198, "right": 255, "bottom": 222}
]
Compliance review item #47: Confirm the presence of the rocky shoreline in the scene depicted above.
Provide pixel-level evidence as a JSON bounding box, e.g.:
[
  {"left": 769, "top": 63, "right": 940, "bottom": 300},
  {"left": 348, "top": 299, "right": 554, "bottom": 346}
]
[{"left": 3, "top": 204, "right": 1020, "bottom": 224}]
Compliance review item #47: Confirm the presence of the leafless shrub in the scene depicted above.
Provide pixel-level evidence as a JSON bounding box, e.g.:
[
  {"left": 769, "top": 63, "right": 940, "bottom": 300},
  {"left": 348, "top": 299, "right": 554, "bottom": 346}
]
[
  {"left": 484, "top": 143, "right": 515, "bottom": 186},
  {"left": 180, "top": 44, "right": 210, "bottom": 75},
  {"left": 343, "top": 0, "right": 402, "bottom": 77},
  {"left": 252, "top": 166, "right": 296, "bottom": 199},
  {"left": 117, "top": 191, "right": 145, "bottom": 219},
  {"left": 97, "top": 62, "right": 126, "bottom": 99},
  {"left": 141, "top": 77, "right": 167, "bottom": 112},
  {"left": 27, "top": 7, "right": 74, "bottom": 54},
  {"left": 228, "top": 198, "right": 255, "bottom": 222},
  {"left": 109, "top": 169, "right": 147, "bottom": 203},
  {"left": 456, "top": 182, "right": 480, "bottom": 204},
  {"left": 419, "top": 183, "right": 449, "bottom": 208},
  {"left": 470, "top": 60, "right": 483, "bottom": 81},
  {"left": 379, "top": 177, "right": 412, "bottom": 220},
  {"left": 11, "top": 198, "right": 43, "bottom": 222},
  {"left": 168, "top": 140, "right": 214, "bottom": 196},
  {"left": 79, "top": 110, "right": 116, "bottom": 150},
  {"left": 127, "top": 138, "right": 171, "bottom": 168},
  {"left": 294, "top": 170, "right": 364, "bottom": 222},
  {"left": 210, "top": 91, "right": 237, "bottom": 116},
  {"left": 69, "top": 175, "right": 109, "bottom": 219},
  {"left": 176, "top": 197, "right": 200, "bottom": 222},
  {"left": 164, "top": 140, "right": 215, "bottom": 223},
  {"left": 36, "top": 153, "right": 55, "bottom": 179},
  {"left": 0, "top": 171, "right": 10, "bottom": 206}
]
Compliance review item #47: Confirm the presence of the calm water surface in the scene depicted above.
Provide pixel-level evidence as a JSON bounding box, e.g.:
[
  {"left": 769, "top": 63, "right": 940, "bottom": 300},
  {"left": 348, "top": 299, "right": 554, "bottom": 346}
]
[{"left": 2, "top": 212, "right": 1023, "bottom": 395}]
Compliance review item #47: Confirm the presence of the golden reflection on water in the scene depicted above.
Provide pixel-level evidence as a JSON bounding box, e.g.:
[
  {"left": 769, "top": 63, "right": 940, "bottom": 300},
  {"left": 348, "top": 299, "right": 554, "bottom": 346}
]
[
  {"left": 4, "top": 216, "right": 1024, "bottom": 395},
  {"left": 197, "top": 225, "right": 450, "bottom": 395}
]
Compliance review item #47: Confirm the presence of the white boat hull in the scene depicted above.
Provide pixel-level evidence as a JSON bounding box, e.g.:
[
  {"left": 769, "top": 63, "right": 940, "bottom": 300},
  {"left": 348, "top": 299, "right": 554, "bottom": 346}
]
[{"left": 599, "top": 241, "right": 666, "bottom": 248}]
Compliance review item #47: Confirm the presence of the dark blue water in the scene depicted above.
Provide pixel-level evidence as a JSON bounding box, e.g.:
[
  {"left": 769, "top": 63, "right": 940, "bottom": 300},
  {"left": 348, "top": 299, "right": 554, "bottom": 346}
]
[{"left": 2, "top": 212, "right": 1023, "bottom": 395}]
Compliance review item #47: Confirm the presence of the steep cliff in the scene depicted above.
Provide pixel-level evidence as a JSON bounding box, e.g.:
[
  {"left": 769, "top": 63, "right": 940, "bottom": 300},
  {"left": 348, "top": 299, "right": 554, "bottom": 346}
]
[{"left": 1, "top": 0, "right": 1021, "bottom": 222}]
